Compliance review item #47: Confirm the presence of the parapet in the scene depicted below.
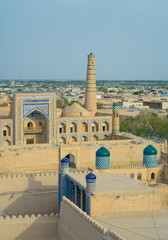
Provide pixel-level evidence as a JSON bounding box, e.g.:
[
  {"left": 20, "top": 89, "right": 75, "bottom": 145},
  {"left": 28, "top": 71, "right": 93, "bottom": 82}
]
[
  {"left": 0, "top": 213, "right": 58, "bottom": 222},
  {"left": 62, "top": 197, "right": 125, "bottom": 240}
]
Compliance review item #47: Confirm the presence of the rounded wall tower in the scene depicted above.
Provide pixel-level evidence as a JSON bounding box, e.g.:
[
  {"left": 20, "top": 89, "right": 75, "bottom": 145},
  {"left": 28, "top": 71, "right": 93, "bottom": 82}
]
[
  {"left": 84, "top": 53, "right": 97, "bottom": 114},
  {"left": 112, "top": 102, "right": 120, "bottom": 135}
]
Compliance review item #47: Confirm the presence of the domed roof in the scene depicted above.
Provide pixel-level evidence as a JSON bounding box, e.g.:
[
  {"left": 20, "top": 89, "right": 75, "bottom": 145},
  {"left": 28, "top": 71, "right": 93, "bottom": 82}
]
[
  {"left": 86, "top": 172, "right": 96, "bottom": 180},
  {"left": 90, "top": 52, "right": 93, "bottom": 55},
  {"left": 61, "top": 103, "right": 89, "bottom": 117},
  {"left": 143, "top": 145, "right": 157, "bottom": 155},
  {"left": 96, "top": 146, "right": 110, "bottom": 157},
  {"left": 61, "top": 157, "right": 69, "bottom": 163}
]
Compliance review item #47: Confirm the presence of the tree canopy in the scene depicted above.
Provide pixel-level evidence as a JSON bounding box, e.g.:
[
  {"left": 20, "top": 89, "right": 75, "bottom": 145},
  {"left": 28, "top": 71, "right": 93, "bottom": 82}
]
[{"left": 120, "top": 111, "right": 168, "bottom": 139}]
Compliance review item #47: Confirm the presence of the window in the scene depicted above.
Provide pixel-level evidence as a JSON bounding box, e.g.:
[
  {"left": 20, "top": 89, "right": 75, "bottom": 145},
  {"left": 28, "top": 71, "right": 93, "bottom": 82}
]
[
  {"left": 38, "top": 121, "right": 43, "bottom": 127},
  {"left": 92, "top": 122, "right": 98, "bottom": 132},
  {"left": 81, "top": 122, "right": 88, "bottom": 132},
  {"left": 3, "top": 130, "right": 7, "bottom": 136},
  {"left": 137, "top": 173, "right": 142, "bottom": 180},
  {"left": 103, "top": 126, "right": 106, "bottom": 132},
  {"left": 151, "top": 172, "right": 155, "bottom": 180},
  {"left": 59, "top": 123, "right": 66, "bottom": 133},
  {"left": 130, "top": 173, "right": 134, "bottom": 179},
  {"left": 160, "top": 172, "right": 164, "bottom": 180},
  {"left": 27, "top": 122, "right": 33, "bottom": 128},
  {"left": 70, "top": 123, "right": 77, "bottom": 133}
]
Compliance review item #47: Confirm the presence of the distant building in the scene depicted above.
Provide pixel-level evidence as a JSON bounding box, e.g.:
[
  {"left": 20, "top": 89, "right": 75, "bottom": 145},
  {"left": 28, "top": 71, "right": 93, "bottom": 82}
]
[
  {"left": 10, "top": 80, "right": 15, "bottom": 86},
  {"left": 143, "top": 100, "right": 168, "bottom": 110}
]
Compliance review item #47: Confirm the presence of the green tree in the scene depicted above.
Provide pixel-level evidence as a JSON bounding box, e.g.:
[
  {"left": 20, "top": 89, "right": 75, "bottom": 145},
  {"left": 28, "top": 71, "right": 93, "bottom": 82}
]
[
  {"left": 120, "top": 111, "right": 168, "bottom": 139},
  {"left": 68, "top": 100, "right": 83, "bottom": 107},
  {"left": 97, "top": 102, "right": 103, "bottom": 109},
  {"left": 56, "top": 99, "right": 68, "bottom": 108},
  {"left": 98, "top": 87, "right": 108, "bottom": 93}
]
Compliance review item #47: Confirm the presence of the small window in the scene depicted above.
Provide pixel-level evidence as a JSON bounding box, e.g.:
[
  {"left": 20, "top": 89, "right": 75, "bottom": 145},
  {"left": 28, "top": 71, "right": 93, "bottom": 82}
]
[
  {"left": 103, "top": 126, "right": 106, "bottom": 132},
  {"left": 130, "top": 173, "right": 134, "bottom": 179},
  {"left": 3, "top": 130, "right": 7, "bottom": 136},
  {"left": 27, "top": 122, "right": 33, "bottom": 128},
  {"left": 92, "top": 126, "right": 95, "bottom": 132},
  {"left": 38, "top": 121, "right": 43, "bottom": 127},
  {"left": 137, "top": 173, "right": 142, "bottom": 180},
  {"left": 70, "top": 127, "right": 73, "bottom": 133},
  {"left": 160, "top": 172, "right": 164, "bottom": 180},
  {"left": 59, "top": 128, "right": 62, "bottom": 134},
  {"left": 151, "top": 172, "right": 155, "bottom": 180}
]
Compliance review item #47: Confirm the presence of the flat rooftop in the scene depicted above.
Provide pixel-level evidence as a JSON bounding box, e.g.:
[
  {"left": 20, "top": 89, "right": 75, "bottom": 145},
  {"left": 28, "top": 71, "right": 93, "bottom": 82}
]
[
  {"left": 95, "top": 209, "right": 168, "bottom": 240},
  {"left": 67, "top": 172, "right": 157, "bottom": 195}
]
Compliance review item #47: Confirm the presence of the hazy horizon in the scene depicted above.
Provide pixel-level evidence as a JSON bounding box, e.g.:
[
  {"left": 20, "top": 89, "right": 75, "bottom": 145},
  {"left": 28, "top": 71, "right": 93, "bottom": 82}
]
[{"left": 1, "top": 0, "right": 168, "bottom": 80}]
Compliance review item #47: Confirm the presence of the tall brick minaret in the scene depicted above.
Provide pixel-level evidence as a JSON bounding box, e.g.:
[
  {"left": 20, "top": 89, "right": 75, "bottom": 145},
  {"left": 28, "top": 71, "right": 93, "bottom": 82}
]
[{"left": 84, "top": 53, "right": 97, "bottom": 114}]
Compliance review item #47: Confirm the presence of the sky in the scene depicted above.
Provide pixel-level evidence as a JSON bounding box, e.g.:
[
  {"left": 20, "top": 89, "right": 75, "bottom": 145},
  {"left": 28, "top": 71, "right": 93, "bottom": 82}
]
[{"left": 0, "top": 0, "right": 168, "bottom": 81}]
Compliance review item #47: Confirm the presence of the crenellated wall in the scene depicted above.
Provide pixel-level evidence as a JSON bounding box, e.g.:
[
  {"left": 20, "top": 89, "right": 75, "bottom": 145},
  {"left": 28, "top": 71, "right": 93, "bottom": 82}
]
[
  {"left": 58, "top": 197, "right": 124, "bottom": 240},
  {"left": 0, "top": 213, "right": 58, "bottom": 240}
]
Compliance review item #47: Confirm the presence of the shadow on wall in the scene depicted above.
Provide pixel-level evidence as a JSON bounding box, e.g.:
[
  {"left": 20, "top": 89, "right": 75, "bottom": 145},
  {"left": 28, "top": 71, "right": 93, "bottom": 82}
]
[
  {"left": 0, "top": 174, "right": 59, "bottom": 240},
  {"left": 2, "top": 174, "right": 58, "bottom": 216},
  {"left": 14, "top": 215, "right": 58, "bottom": 240}
]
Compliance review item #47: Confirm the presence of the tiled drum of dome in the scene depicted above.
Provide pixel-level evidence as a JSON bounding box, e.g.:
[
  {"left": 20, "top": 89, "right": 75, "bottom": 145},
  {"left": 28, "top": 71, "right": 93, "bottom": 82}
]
[
  {"left": 143, "top": 155, "right": 157, "bottom": 168},
  {"left": 96, "top": 156, "right": 110, "bottom": 169}
]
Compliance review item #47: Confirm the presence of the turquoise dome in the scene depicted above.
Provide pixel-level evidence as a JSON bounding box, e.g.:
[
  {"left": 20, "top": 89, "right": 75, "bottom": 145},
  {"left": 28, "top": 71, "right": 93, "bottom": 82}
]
[
  {"left": 96, "top": 147, "right": 110, "bottom": 157},
  {"left": 144, "top": 145, "right": 157, "bottom": 155},
  {"left": 90, "top": 52, "right": 93, "bottom": 55}
]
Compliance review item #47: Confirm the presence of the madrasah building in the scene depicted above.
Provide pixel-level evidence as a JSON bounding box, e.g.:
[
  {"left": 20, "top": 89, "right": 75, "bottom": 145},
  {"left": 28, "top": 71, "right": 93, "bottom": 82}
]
[
  {"left": 1, "top": 53, "right": 168, "bottom": 240},
  {"left": 0, "top": 53, "right": 118, "bottom": 147}
]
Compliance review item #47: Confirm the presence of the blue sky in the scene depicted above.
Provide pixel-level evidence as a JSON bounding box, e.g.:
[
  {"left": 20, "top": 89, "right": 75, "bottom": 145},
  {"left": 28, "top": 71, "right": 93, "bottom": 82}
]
[{"left": 0, "top": 0, "right": 168, "bottom": 80}]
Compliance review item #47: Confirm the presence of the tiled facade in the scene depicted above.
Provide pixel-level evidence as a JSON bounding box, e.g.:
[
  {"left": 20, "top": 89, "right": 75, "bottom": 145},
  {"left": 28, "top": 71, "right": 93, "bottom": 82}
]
[{"left": 0, "top": 92, "right": 113, "bottom": 146}]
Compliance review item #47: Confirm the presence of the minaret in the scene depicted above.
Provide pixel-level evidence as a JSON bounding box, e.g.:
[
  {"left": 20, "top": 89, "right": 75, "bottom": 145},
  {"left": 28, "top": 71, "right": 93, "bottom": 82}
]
[
  {"left": 112, "top": 103, "right": 120, "bottom": 135},
  {"left": 84, "top": 52, "right": 97, "bottom": 114}
]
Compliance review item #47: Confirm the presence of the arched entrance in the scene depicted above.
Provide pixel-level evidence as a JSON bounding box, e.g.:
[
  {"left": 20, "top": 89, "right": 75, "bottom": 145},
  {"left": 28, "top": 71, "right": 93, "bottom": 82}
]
[
  {"left": 69, "top": 136, "right": 77, "bottom": 143},
  {"left": 81, "top": 136, "right": 88, "bottom": 142},
  {"left": 4, "top": 140, "right": 11, "bottom": 146},
  {"left": 24, "top": 110, "right": 48, "bottom": 144},
  {"left": 103, "top": 134, "right": 109, "bottom": 140},
  {"left": 65, "top": 154, "right": 76, "bottom": 168},
  {"left": 59, "top": 137, "right": 66, "bottom": 144},
  {"left": 80, "top": 122, "right": 88, "bottom": 132},
  {"left": 92, "top": 135, "right": 98, "bottom": 141},
  {"left": 92, "top": 122, "right": 98, "bottom": 132}
]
